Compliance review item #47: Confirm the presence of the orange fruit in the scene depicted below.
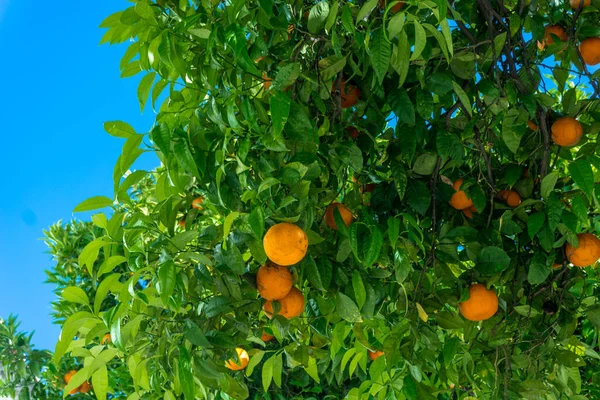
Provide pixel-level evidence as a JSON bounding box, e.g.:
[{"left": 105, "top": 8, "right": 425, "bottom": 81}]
[
  {"left": 101, "top": 333, "right": 111, "bottom": 345},
  {"left": 368, "top": 350, "right": 385, "bottom": 361},
  {"left": 261, "top": 331, "right": 274, "bottom": 342},
  {"left": 324, "top": 203, "right": 354, "bottom": 230},
  {"left": 192, "top": 197, "right": 204, "bottom": 210},
  {"left": 459, "top": 284, "right": 499, "bottom": 321},
  {"left": 256, "top": 263, "right": 293, "bottom": 301},
  {"left": 263, "top": 73, "right": 272, "bottom": 91},
  {"left": 225, "top": 348, "right": 250, "bottom": 371},
  {"left": 254, "top": 56, "right": 265, "bottom": 63},
  {"left": 345, "top": 126, "right": 360, "bottom": 139},
  {"left": 263, "top": 223, "right": 309, "bottom": 266},
  {"left": 537, "top": 25, "right": 567, "bottom": 50},
  {"left": 69, "top": 388, "right": 79, "bottom": 395},
  {"left": 527, "top": 120, "right": 538, "bottom": 131},
  {"left": 552, "top": 263, "right": 562, "bottom": 269},
  {"left": 463, "top": 205, "right": 477, "bottom": 219},
  {"left": 263, "top": 287, "right": 305, "bottom": 319},
  {"left": 551, "top": 117, "right": 583, "bottom": 146},
  {"left": 64, "top": 370, "right": 77, "bottom": 384},
  {"left": 449, "top": 179, "right": 474, "bottom": 210},
  {"left": 566, "top": 233, "right": 600, "bottom": 267},
  {"left": 498, "top": 190, "right": 521, "bottom": 207},
  {"left": 579, "top": 37, "right": 600, "bottom": 66},
  {"left": 570, "top": 0, "right": 591, "bottom": 8},
  {"left": 333, "top": 78, "right": 360, "bottom": 108},
  {"left": 379, "top": 0, "right": 405, "bottom": 12},
  {"left": 79, "top": 382, "right": 92, "bottom": 393}
]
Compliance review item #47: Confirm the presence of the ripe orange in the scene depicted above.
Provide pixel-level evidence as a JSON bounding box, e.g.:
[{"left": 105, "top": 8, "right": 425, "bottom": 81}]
[
  {"left": 463, "top": 205, "right": 477, "bottom": 219},
  {"left": 527, "top": 120, "right": 538, "bottom": 131},
  {"left": 79, "top": 382, "right": 92, "bottom": 393},
  {"left": 263, "top": 287, "right": 305, "bottom": 319},
  {"left": 263, "top": 73, "right": 272, "bottom": 91},
  {"left": 579, "top": 37, "right": 600, "bottom": 66},
  {"left": 345, "top": 126, "right": 360, "bottom": 139},
  {"left": 449, "top": 179, "right": 474, "bottom": 210},
  {"left": 333, "top": 78, "right": 360, "bottom": 108},
  {"left": 101, "top": 333, "right": 111, "bottom": 345},
  {"left": 256, "top": 263, "right": 293, "bottom": 301},
  {"left": 551, "top": 117, "right": 583, "bottom": 146},
  {"left": 570, "top": 0, "right": 591, "bottom": 8},
  {"left": 566, "top": 233, "right": 600, "bottom": 267},
  {"left": 225, "top": 348, "right": 249, "bottom": 371},
  {"left": 324, "top": 203, "right": 354, "bottom": 230},
  {"left": 263, "top": 223, "right": 309, "bottom": 266},
  {"left": 498, "top": 190, "right": 521, "bottom": 207},
  {"left": 192, "top": 197, "right": 204, "bottom": 210},
  {"left": 379, "top": 0, "right": 405, "bottom": 12},
  {"left": 459, "top": 284, "right": 499, "bottom": 321},
  {"left": 261, "top": 331, "right": 274, "bottom": 342},
  {"left": 64, "top": 370, "right": 77, "bottom": 384},
  {"left": 368, "top": 350, "right": 384, "bottom": 361},
  {"left": 537, "top": 25, "right": 567, "bottom": 50}
]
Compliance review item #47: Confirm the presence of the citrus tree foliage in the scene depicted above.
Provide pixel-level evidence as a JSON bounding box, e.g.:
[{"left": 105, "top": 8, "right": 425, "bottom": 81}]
[
  {"left": 0, "top": 315, "right": 61, "bottom": 399},
  {"left": 48, "top": 0, "right": 600, "bottom": 399}
]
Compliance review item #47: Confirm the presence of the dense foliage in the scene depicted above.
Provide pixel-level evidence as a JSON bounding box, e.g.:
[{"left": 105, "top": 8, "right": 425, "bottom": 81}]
[{"left": 4, "top": 0, "right": 600, "bottom": 399}]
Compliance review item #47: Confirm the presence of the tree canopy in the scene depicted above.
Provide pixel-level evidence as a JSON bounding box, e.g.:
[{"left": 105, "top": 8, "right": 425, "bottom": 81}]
[{"left": 5, "top": 0, "right": 600, "bottom": 399}]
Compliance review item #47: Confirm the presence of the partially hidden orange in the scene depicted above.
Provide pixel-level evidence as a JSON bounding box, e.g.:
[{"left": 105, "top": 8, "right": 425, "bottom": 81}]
[
  {"left": 256, "top": 263, "right": 293, "bottom": 301},
  {"left": 579, "top": 37, "right": 600, "bottom": 66},
  {"left": 368, "top": 350, "right": 385, "bottom": 360},
  {"left": 324, "top": 203, "right": 354, "bottom": 230},
  {"left": 449, "top": 179, "right": 474, "bottom": 210},
  {"left": 225, "top": 348, "right": 250, "bottom": 371},
  {"left": 263, "top": 287, "right": 305, "bottom": 319}
]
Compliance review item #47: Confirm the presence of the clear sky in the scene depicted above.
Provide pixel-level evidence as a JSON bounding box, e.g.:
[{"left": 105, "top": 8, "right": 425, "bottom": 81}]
[{"left": 0, "top": 1, "right": 157, "bottom": 350}]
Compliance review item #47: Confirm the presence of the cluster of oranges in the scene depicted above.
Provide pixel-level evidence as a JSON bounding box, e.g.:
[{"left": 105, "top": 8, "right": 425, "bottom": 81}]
[{"left": 63, "top": 370, "right": 92, "bottom": 395}]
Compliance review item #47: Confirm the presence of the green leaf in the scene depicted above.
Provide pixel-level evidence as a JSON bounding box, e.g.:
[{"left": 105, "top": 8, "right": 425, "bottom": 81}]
[
  {"left": 134, "top": 0, "right": 154, "bottom": 19},
  {"left": 364, "top": 227, "right": 383, "bottom": 267},
  {"left": 308, "top": 2, "right": 329, "bottom": 34},
  {"left": 78, "top": 237, "right": 112, "bottom": 275},
  {"left": 158, "top": 261, "right": 176, "bottom": 305},
  {"left": 410, "top": 20, "right": 427, "bottom": 60},
  {"left": 412, "top": 154, "right": 439, "bottom": 175},
  {"left": 61, "top": 287, "right": 90, "bottom": 306},
  {"left": 98, "top": 255, "right": 127, "bottom": 277},
  {"left": 569, "top": 158, "right": 594, "bottom": 200},
  {"left": 305, "top": 357, "right": 320, "bottom": 383},
  {"left": 357, "top": 0, "right": 378, "bottom": 22},
  {"left": 391, "top": 32, "right": 410, "bottom": 86},
  {"left": 54, "top": 312, "right": 98, "bottom": 364},
  {"left": 406, "top": 180, "right": 430, "bottom": 215},
  {"left": 137, "top": 72, "right": 156, "bottom": 111},
  {"left": 262, "top": 355, "right": 274, "bottom": 391},
  {"left": 270, "top": 91, "right": 291, "bottom": 137},
  {"left": 258, "top": 177, "right": 280, "bottom": 193},
  {"left": 174, "top": 140, "right": 201, "bottom": 179},
  {"left": 452, "top": 82, "right": 472, "bottom": 117},
  {"left": 391, "top": 162, "right": 408, "bottom": 200},
  {"left": 305, "top": 256, "right": 324, "bottom": 291},
  {"left": 586, "top": 305, "right": 600, "bottom": 329},
  {"left": 370, "top": 29, "right": 391, "bottom": 85},
  {"left": 388, "top": 217, "right": 401, "bottom": 248},
  {"left": 325, "top": 1, "right": 339, "bottom": 31},
  {"left": 246, "top": 351, "right": 264, "bottom": 376},
  {"left": 179, "top": 346, "right": 195, "bottom": 400},
  {"left": 528, "top": 254, "right": 550, "bottom": 285},
  {"left": 150, "top": 123, "right": 170, "bottom": 156},
  {"left": 388, "top": 12, "right": 406, "bottom": 38},
  {"left": 73, "top": 196, "right": 113, "bottom": 212},
  {"left": 528, "top": 212, "right": 545, "bottom": 239},
  {"left": 104, "top": 121, "right": 136, "bottom": 138},
  {"left": 92, "top": 365, "right": 108, "bottom": 400},
  {"left": 476, "top": 246, "right": 511, "bottom": 275},
  {"left": 333, "top": 143, "right": 363, "bottom": 172},
  {"left": 222, "top": 211, "right": 241, "bottom": 249},
  {"left": 514, "top": 305, "right": 542, "bottom": 318},
  {"left": 184, "top": 319, "right": 212, "bottom": 348},
  {"left": 248, "top": 207, "right": 265, "bottom": 239},
  {"left": 390, "top": 89, "right": 415, "bottom": 126},
  {"left": 273, "top": 353, "right": 283, "bottom": 388},
  {"left": 352, "top": 271, "right": 366, "bottom": 309},
  {"left": 436, "top": 311, "right": 465, "bottom": 329},
  {"left": 318, "top": 56, "right": 347, "bottom": 82},
  {"left": 336, "top": 292, "right": 362, "bottom": 322},
  {"left": 94, "top": 274, "right": 122, "bottom": 315},
  {"left": 188, "top": 28, "right": 210, "bottom": 39}
]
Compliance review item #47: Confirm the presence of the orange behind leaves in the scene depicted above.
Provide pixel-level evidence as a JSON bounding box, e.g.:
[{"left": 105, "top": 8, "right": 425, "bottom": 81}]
[
  {"left": 101, "top": 333, "right": 111, "bottom": 345},
  {"left": 256, "top": 263, "right": 293, "bottom": 301},
  {"left": 527, "top": 120, "right": 538, "bottom": 131},
  {"left": 498, "top": 190, "right": 521, "bottom": 207},
  {"left": 537, "top": 25, "right": 567, "bottom": 50},
  {"left": 192, "top": 197, "right": 204, "bottom": 210},
  {"left": 551, "top": 117, "right": 583, "bottom": 147},
  {"left": 263, "top": 287, "right": 305, "bottom": 319},
  {"left": 463, "top": 205, "right": 477, "bottom": 219},
  {"left": 459, "top": 284, "right": 498, "bottom": 321},
  {"left": 345, "top": 126, "right": 360, "bottom": 139},
  {"left": 64, "top": 370, "right": 77, "bottom": 384},
  {"left": 261, "top": 331, "right": 274, "bottom": 342},
  {"left": 368, "top": 350, "right": 384, "bottom": 361},
  {"left": 333, "top": 78, "right": 360, "bottom": 108},
  {"left": 225, "top": 348, "right": 249, "bottom": 371},
  {"left": 325, "top": 203, "right": 354, "bottom": 230},
  {"left": 569, "top": 0, "right": 591, "bottom": 8},
  {"left": 79, "top": 382, "right": 92, "bottom": 393},
  {"left": 263, "top": 223, "right": 308, "bottom": 266},
  {"left": 579, "top": 37, "right": 600, "bottom": 66},
  {"left": 263, "top": 73, "right": 272, "bottom": 91},
  {"left": 379, "top": 0, "right": 405, "bottom": 12},
  {"left": 566, "top": 233, "right": 600, "bottom": 267},
  {"left": 449, "top": 179, "right": 474, "bottom": 210}
]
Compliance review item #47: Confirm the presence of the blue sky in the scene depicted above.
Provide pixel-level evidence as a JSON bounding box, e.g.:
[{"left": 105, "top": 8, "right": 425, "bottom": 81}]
[{"left": 0, "top": 0, "right": 157, "bottom": 350}]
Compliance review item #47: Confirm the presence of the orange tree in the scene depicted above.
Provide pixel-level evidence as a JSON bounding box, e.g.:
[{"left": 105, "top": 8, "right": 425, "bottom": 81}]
[{"left": 45, "top": 0, "right": 600, "bottom": 399}]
